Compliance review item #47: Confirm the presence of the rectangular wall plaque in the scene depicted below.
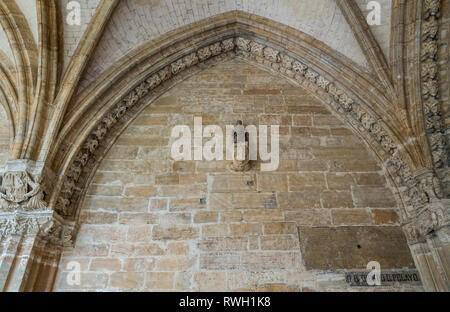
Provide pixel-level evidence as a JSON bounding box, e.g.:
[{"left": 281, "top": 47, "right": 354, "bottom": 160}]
[{"left": 345, "top": 271, "right": 421, "bottom": 286}]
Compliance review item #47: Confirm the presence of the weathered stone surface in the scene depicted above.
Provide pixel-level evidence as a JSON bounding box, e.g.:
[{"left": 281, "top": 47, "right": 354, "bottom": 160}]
[
  {"left": 298, "top": 226, "right": 415, "bottom": 270},
  {"left": 52, "top": 60, "right": 423, "bottom": 292}
]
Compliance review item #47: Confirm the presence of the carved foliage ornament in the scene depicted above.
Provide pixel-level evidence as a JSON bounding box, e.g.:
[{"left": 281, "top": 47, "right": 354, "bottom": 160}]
[
  {"left": 56, "top": 36, "right": 448, "bottom": 241},
  {"left": 0, "top": 171, "right": 47, "bottom": 212},
  {"left": 0, "top": 214, "right": 76, "bottom": 246},
  {"left": 421, "top": 0, "right": 449, "bottom": 171},
  {"left": 56, "top": 39, "right": 236, "bottom": 217}
]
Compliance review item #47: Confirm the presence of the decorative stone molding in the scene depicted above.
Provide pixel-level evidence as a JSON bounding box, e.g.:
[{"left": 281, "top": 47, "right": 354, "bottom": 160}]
[
  {"left": 55, "top": 39, "right": 236, "bottom": 217},
  {"left": 0, "top": 211, "right": 77, "bottom": 247},
  {"left": 421, "top": 0, "right": 449, "bottom": 182},
  {"left": 54, "top": 35, "right": 448, "bottom": 244},
  {"left": 0, "top": 160, "right": 76, "bottom": 246},
  {"left": 0, "top": 171, "right": 47, "bottom": 212}
]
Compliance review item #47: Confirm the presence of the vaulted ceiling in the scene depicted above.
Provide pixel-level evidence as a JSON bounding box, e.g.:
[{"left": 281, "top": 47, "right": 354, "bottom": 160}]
[{"left": 0, "top": 0, "right": 392, "bottom": 94}]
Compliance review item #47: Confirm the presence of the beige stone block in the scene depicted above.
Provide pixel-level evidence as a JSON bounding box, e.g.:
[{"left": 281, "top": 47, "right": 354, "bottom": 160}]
[
  {"left": 371, "top": 209, "right": 400, "bottom": 225},
  {"left": 241, "top": 252, "right": 300, "bottom": 271},
  {"left": 79, "top": 211, "right": 118, "bottom": 224},
  {"left": 110, "top": 243, "right": 135, "bottom": 257},
  {"left": 105, "top": 146, "right": 139, "bottom": 160},
  {"left": 87, "top": 185, "right": 123, "bottom": 196},
  {"left": 134, "top": 243, "right": 166, "bottom": 256},
  {"left": 220, "top": 211, "right": 243, "bottom": 222},
  {"left": 285, "top": 209, "right": 332, "bottom": 226},
  {"left": 353, "top": 186, "right": 396, "bottom": 208},
  {"left": 122, "top": 258, "right": 154, "bottom": 272},
  {"left": 312, "top": 148, "right": 369, "bottom": 160},
  {"left": 149, "top": 198, "right": 168, "bottom": 211},
  {"left": 354, "top": 173, "right": 385, "bottom": 186},
  {"left": 326, "top": 173, "right": 355, "bottom": 190},
  {"left": 194, "top": 272, "right": 227, "bottom": 291},
  {"left": 288, "top": 173, "right": 326, "bottom": 191},
  {"left": 146, "top": 272, "right": 174, "bottom": 289},
  {"left": 170, "top": 198, "right": 206, "bottom": 211},
  {"left": 179, "top": 173, "right": 207, "bottom": 184},
  {"left": 124, "top": 186, "right": 157, "bottom": 197},
  {"left": 153, "top": 225, "right": 199, "bottom": 240},
  {"left": 198, "top": 237, "right": 248, "bottom": 251},
  {"left": 329, "top": 160, "right": 380, "bottom": 172},
  {"left": 263, "top": 222, "right": 297, "bottom": 235},
  {"left": 194, "top": 211, "right": 219, "bottom": 223},
  {"left": 209, "top": 193, "right": 233, "bottom": 210},
  {"left": 210, "top": 174, "right": 256, "bottom": 193},
  {"left": 155, "top": 256, "right": 195, "bottom": 271},
  {"left": 321, "top": 191, "right": 354, "bottom": 208},
  {"left": 155, "top": 174, "right": 179, "bottom": 185},
  {"left": 172, "top": 161, "right": 195, "bottom": 172},
  {"left": 127, "top": 225, "right": 152, "bottom": 242},
  {"left": 167, "top": 242, "right": 190, "bottom": 255},
  {"left": 90, "top": 258, "right": 122, "bottom": 272},
  {"left": 243, "top": 210, "right": 284, "bottom": 222},
  {"left": 257, "top": 174, "right": 288, "bottom": 191},
  {"left": 298, "top": 160, "right": 328, "bottom": 171},
  {"left": 331, "top": 209, "right": 372, "bottom": 225},
  {"left": 200, "top": 252, "right": 241, "bottom": 270},
  {"left": 233, "top": 192, "right": 277, "bottom": 209},
  {"left": 202, "top": 224, "right": 229, "bottom": 237},
  {"left": 118, "top": 213, "right": 157, "bottom": 224},
  {"left": 230, "top": 223, "right": 262, "bottom": 236},
  {"left": 159, "top": 184, "right": 205, "bottom": 197},
  {"left": 277, "top": 191, "right": 321, "bottom": 209},
  {"left": 260, "top": 235, "right": 300, "bottom": 250},
  {"left": 293, "top": 115, "right": 312, "bottom": 126}
]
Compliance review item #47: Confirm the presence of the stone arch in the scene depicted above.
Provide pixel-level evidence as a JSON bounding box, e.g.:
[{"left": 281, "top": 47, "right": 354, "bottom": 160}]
[
  {"left": 54, "top": 58, "right": 418, "bottom": 292},
  {"left": 48, "top": 12, "right": 443, "bottom": 248},
  {"left": 0, "top": 104, "right": 11, "bottom": 166}
]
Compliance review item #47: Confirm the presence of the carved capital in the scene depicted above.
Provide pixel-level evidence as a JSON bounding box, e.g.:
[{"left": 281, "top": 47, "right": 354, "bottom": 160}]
[
  {"left": 0, "top": 160, "right": 52, "bottom": 213},
  {"left": 0, "top": 211, "right": 77, "bottom": 247}
]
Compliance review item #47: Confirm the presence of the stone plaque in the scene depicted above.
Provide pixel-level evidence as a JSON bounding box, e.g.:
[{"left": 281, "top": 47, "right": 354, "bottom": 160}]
[
  {"left": 345, "top": 271, "right": 421, "bottom": 286},
  {"left": 298, "top": 226, "right": 415, "bottom": 270}
]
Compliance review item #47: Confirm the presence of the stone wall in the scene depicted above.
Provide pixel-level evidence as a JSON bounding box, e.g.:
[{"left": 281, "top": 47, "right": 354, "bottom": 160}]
[
  {"left": 54, "top": 59, "right": 422, "bottom": 292},
  {"left": 0, "top": 106, "right": 9, "bottom": 166}
]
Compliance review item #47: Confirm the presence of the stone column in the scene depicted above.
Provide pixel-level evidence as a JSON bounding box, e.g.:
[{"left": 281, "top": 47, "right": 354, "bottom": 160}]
[
  {"left": 0, "top": 160, "right": 76, "bottom": 291},
  {"left": 401, "top": 170, "right": 450, "bottom": 291}
]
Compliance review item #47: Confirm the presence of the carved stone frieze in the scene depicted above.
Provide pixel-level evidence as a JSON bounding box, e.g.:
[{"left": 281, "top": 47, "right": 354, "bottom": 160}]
[
  {"left": 421, "top": 0, "right": 449, "bottom": 175},
  {"left": 0, "top": 211, "right": 77, "bottom": 246}
]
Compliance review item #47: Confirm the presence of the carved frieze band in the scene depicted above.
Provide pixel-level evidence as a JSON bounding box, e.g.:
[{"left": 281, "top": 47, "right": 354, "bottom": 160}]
[
  {"left": 55, "top": 36, "right": 448, "bottom": 244},
  {"left": 0, "top": 211, "right": 76, "bottom": 246},
  {"left": 421, "top": 0, "right": 449, "bottom": 177}
]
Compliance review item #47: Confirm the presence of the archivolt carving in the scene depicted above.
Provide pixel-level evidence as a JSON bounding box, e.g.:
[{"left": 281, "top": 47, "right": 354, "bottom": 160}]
[
  {"left": 55, "top": 35, "right": 448, "bottom": 244},
  {"left": 421, "top": 0, "right": 449, "bottom": 176}
]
